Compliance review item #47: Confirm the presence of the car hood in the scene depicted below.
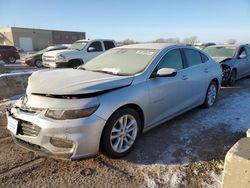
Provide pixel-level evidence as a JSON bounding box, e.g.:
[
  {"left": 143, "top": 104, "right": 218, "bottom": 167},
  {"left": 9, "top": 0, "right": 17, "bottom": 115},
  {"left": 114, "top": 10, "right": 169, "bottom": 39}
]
[
  {"left": 212, "top": 56, "right": 232, "bottom": 63},
  {"left": 43, "top": 49, "right": 80, "bottom": 57},
  {"left": 25, "top": 53, "right": 41, "bottom": 59},
  {"left": 27, "top": 69, "right": 134, "bottom": 96}
]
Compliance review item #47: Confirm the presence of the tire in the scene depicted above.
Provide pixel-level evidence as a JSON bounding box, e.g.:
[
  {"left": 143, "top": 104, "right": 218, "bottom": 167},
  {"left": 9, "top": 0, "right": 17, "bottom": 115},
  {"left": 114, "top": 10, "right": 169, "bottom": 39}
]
[
  {"left": 34, "top": 59, "right": 43, "bottom": 68},
  {"left": 228, "top": 69, "right": 237, "bottom": 86},
  {"left": 203, "top": 81, "right": 218, "bottom": 108},
  {"left": 68, "top": 60, "right": 83, "bottom": 68},
  {"left": 8, "top": 56, "right": 16, "bottom": 64},
  {"left": 100, "top": 108, "right": 141, "bottom": 158}
]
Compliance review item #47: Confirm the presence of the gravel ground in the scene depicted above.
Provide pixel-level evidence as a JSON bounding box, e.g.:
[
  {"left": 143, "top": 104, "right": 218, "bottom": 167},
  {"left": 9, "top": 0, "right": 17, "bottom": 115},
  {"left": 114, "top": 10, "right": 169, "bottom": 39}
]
[{"left": 1, "top": 78, "right": 250, "bottom": 188}]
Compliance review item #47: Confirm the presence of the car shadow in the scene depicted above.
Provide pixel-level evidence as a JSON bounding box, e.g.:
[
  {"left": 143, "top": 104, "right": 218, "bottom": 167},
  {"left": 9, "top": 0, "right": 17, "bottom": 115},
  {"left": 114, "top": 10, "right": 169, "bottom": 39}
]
[{"left": 122, "top": 78, "right": 250, "bottom": 165}]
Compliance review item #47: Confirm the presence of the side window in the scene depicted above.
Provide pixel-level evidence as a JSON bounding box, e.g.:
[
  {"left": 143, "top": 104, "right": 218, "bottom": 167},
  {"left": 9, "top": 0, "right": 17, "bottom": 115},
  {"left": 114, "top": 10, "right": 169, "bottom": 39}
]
[
  {"left": 184, "top": 49, "right": 203, "bottom": 67},
  {"left": 157, "top": 49, "right": 183, "bottom": 71},
  {"left": 104, "top": 41, "right": 115, "bottom": 50},
  {"left": 200, "top": 52, "right": 209, "bottom": 63},
  {"left": 88, "top": 42, "right": 103, "bottom": 52},
  {"left": 238, "top": 47, "right": 247, "bottom": 58}
]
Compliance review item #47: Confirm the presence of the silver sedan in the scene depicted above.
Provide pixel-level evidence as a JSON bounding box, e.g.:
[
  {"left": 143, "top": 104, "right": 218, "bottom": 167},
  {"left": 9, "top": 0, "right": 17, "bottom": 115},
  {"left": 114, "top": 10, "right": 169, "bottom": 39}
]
[{"left": 7, "top": 43, "right": 222, "bottom": 159}]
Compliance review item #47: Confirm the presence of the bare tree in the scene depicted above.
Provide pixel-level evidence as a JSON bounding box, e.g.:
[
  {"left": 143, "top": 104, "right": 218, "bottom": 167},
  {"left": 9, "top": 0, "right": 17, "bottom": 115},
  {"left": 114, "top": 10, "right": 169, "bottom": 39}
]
[
  {"left": 120, "top": 39, "right": 137, "bottom": 45},
  {"left": 153, "top": 38, "right": 180, "bottom": 44},
  {"left": 153, "top": 38, "right": 166, "bottom": 43},
  {"left": 182, "top": 36, "right": 199, "bottom": 45},
  {"left": 227, "top": 39, "right": 237, "bottom": 45}
]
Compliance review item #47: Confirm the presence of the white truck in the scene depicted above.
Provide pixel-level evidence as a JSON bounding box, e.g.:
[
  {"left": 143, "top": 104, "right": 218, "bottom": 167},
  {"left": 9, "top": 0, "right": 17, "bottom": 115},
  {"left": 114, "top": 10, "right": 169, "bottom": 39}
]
[{"left": 42, "top": 39, "right": 116, "bottom": 68}]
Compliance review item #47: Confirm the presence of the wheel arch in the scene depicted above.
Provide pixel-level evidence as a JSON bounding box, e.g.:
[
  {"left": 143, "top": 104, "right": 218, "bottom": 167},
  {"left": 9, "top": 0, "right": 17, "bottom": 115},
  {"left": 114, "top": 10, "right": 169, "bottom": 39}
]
[
  {"left": 68, "top": 58, "right": 84, "bottom": 67},
  {"left": 211, "top": 78, "right": 219, "bottom": 92},
  {"left": 101, "top": 103, "right": 145, "bottom": 136}
]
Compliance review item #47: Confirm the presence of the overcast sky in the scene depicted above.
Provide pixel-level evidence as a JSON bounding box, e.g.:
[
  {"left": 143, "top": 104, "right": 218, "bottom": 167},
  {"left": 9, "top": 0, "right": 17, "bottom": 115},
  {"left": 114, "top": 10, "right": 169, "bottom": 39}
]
[{"left": 0, "top": 0, "right": 249, "bottom": 43}]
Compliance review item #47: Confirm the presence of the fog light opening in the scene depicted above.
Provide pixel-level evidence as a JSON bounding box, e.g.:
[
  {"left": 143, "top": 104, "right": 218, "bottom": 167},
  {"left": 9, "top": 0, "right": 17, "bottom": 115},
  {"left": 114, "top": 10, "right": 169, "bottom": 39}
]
[{"left": 50, "top": 137, "right": 74, "bottom": 149}]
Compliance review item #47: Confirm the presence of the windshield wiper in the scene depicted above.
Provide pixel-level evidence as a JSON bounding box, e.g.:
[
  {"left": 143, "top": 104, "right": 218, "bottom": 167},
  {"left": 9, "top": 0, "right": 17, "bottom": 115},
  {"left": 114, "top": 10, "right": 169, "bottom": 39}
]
[
  {"left": 91, "top": 70, "right": 132, "bottom": 76},
  {"left": 91, "top": 70, "right": 119, "bottom": 75}
]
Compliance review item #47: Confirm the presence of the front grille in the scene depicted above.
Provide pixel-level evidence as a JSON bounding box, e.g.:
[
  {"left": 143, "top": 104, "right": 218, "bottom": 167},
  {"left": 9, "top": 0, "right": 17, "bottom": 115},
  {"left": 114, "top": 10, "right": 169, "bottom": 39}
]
[
  {"left": 18, "top": 121, "right": 41, "bottom": 137},
  {"left": 43, "top": 56, "right": 55, "bottom": 62}
]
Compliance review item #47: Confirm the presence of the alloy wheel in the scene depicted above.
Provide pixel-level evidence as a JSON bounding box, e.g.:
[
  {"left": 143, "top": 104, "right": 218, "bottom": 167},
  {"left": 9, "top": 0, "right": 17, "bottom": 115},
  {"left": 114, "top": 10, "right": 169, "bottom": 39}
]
[
  {"left": 8, "top": 56, "right": 16, "bottom": 63},
  {"left": 35, "top": 60, "right": 43, "bottom": 67},
  {"left": 207, "top": 83, "right": 217, "bottom": 106},
  {"left": 110, "top": 114, "right": 138, "bottom": 153}
]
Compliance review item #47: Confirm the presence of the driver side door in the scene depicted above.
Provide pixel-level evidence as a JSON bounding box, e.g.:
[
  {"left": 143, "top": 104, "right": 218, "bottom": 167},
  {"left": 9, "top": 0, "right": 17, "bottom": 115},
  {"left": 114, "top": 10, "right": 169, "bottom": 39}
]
[
  {"left": 85, "top": 41, "right": 104, "bottom": 62},
  {"left": 147, "top": 48, "right": 191, "bottom": 126}
]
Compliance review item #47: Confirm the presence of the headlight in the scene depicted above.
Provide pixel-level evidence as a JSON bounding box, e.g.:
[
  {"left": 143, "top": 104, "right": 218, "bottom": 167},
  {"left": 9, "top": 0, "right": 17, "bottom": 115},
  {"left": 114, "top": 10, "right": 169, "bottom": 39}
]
[
  {"left": 55, "top": 54, "right": 67, "bottom": 62},
  {"left": 45, "top": 106, "right": 99, "bottom": 120}
]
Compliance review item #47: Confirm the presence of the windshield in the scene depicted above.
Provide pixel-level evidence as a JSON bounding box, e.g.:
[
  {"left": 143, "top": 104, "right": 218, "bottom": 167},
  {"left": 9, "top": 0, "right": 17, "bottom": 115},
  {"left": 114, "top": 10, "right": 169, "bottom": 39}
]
[
  {"left": 69, "top": 41, "right": 88, "bottom": 51},
  {"left": 81, "top": 48, "right": 159, "bottom": 76},
  {"left": 204, "top": 46, "right": 236, "bottom": 58}
]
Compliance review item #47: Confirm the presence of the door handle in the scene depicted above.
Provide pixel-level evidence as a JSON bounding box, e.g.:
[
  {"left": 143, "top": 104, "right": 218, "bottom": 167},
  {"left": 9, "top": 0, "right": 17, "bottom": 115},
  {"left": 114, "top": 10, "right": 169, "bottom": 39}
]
[
  {"left": 204, "top": 68, "right": 209, "bottom": 73},
  {"left": 181, "top": 75, "right": 188, "bottom": 80}
]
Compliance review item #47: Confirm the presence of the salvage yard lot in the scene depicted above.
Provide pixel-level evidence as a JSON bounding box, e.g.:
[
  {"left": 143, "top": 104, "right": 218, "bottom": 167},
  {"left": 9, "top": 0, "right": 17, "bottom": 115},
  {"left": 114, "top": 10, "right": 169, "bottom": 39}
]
[{"left": 1, "top": 79, "right": 250, "bottom": 188}]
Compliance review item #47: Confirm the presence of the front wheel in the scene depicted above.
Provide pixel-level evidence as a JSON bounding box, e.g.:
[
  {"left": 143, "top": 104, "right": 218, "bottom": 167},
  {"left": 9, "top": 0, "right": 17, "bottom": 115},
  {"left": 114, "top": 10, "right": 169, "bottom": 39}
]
[
  {"left": 35, "top": 59, "right": 43, "bottom": 67},
  {"left": 203, "top": 81, "right": 218, "bottom": 108},
  {"left": 8, "top": 56, "right": 16, "bottom": 63},
  {"left": 100, "top": 108, "right": 141, "bottom": 158}
]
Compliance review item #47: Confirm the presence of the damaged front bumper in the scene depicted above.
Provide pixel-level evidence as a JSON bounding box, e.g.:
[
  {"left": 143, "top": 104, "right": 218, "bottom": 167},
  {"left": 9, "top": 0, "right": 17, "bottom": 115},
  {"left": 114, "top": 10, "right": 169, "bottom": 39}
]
[{"left": 7, "top": 105, "right": 106, "bottom": 160}]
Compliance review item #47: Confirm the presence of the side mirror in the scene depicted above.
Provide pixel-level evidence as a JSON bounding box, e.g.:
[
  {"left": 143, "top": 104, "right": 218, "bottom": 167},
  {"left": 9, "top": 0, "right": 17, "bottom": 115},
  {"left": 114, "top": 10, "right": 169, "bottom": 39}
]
[
  {"left": 87, "top": 47, "right": 95, "bottom": 52},
  {"left": 155, "top": 68, "right": 177, "bottom": 77},
  {"left": 239, "top": 53, "right": 247, "bottom": 59}
]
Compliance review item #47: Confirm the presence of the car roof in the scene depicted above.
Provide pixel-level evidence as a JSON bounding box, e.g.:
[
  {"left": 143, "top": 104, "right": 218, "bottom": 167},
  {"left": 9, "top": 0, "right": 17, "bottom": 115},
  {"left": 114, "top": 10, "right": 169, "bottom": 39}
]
[
  {"left": 117, "top": 43, "right": 178, "bottom": 50},
  {"left": 76, "top": 39, "right": 115, "bottom": 42}
]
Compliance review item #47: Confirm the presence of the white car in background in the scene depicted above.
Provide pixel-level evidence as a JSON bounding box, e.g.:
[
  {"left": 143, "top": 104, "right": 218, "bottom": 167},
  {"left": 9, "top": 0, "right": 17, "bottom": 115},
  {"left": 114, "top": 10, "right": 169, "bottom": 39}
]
[{"left": 42, "top": 39, "right": 116, "bottom": 68}]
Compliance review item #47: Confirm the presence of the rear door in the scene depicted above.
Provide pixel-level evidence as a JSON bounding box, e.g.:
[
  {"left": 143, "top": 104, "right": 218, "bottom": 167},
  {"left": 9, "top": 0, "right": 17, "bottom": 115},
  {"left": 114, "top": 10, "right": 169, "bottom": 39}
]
[
  {"left": 147, "top": 48, "right": 192, "bottom": 126},
  {"left": 182, "top": 48, "right": 209, "bottom": 105}
]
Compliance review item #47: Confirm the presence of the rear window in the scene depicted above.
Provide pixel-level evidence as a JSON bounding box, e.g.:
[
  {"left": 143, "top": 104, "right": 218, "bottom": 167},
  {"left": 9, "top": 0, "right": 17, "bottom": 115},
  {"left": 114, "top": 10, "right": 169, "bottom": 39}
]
[
  {"left": 104, "top": 41, "right": 115, "bottom": 50},
  {"left": 184, "top": 49, "right": 203, "bottom": 67}
]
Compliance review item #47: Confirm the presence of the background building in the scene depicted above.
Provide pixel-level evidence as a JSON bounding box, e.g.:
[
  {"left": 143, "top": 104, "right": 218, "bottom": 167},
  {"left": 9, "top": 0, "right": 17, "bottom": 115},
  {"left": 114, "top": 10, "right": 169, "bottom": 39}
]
[{"left": 0, "top": 27, "right": 85, "bottom": 51}]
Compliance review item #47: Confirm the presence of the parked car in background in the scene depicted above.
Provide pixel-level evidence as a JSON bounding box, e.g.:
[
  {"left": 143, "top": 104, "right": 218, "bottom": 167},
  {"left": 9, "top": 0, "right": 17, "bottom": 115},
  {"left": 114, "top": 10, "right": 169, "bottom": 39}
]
[
  {"left": 42, "top": 39, "right": 116, "bottom": 68},
  {"left": 203, "top": 44, "right": 250, "bottom": 85},
  {"left": 7, "top": 43, "right": 221, "bottom": 159},
  {"left": 0, "top": 45, "right": 20, "bottom": 63},
  {"left": 0, "top": 60, "right": 5, "bottom": 74},
  {"left": 194, "top": 42, "right": 216, "bottom": 50},
  {"left": 22, "top": 44, "right": 70, "bottom": 67}
]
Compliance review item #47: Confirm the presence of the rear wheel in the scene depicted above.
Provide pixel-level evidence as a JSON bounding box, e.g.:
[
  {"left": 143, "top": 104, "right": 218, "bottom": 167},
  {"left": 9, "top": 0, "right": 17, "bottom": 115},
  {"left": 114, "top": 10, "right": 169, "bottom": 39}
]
[
  {"left": 100, "top": 108, "right": 141, "bottom": 158},
  {"left": 203, "top": 81, "right": 218, "bottom": 108},
  {"left": 228, "top": 69, "right": 237, "bottom": 86},
  {"left": 8, "top": 56, "right": 16, "bottom": 63}
]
